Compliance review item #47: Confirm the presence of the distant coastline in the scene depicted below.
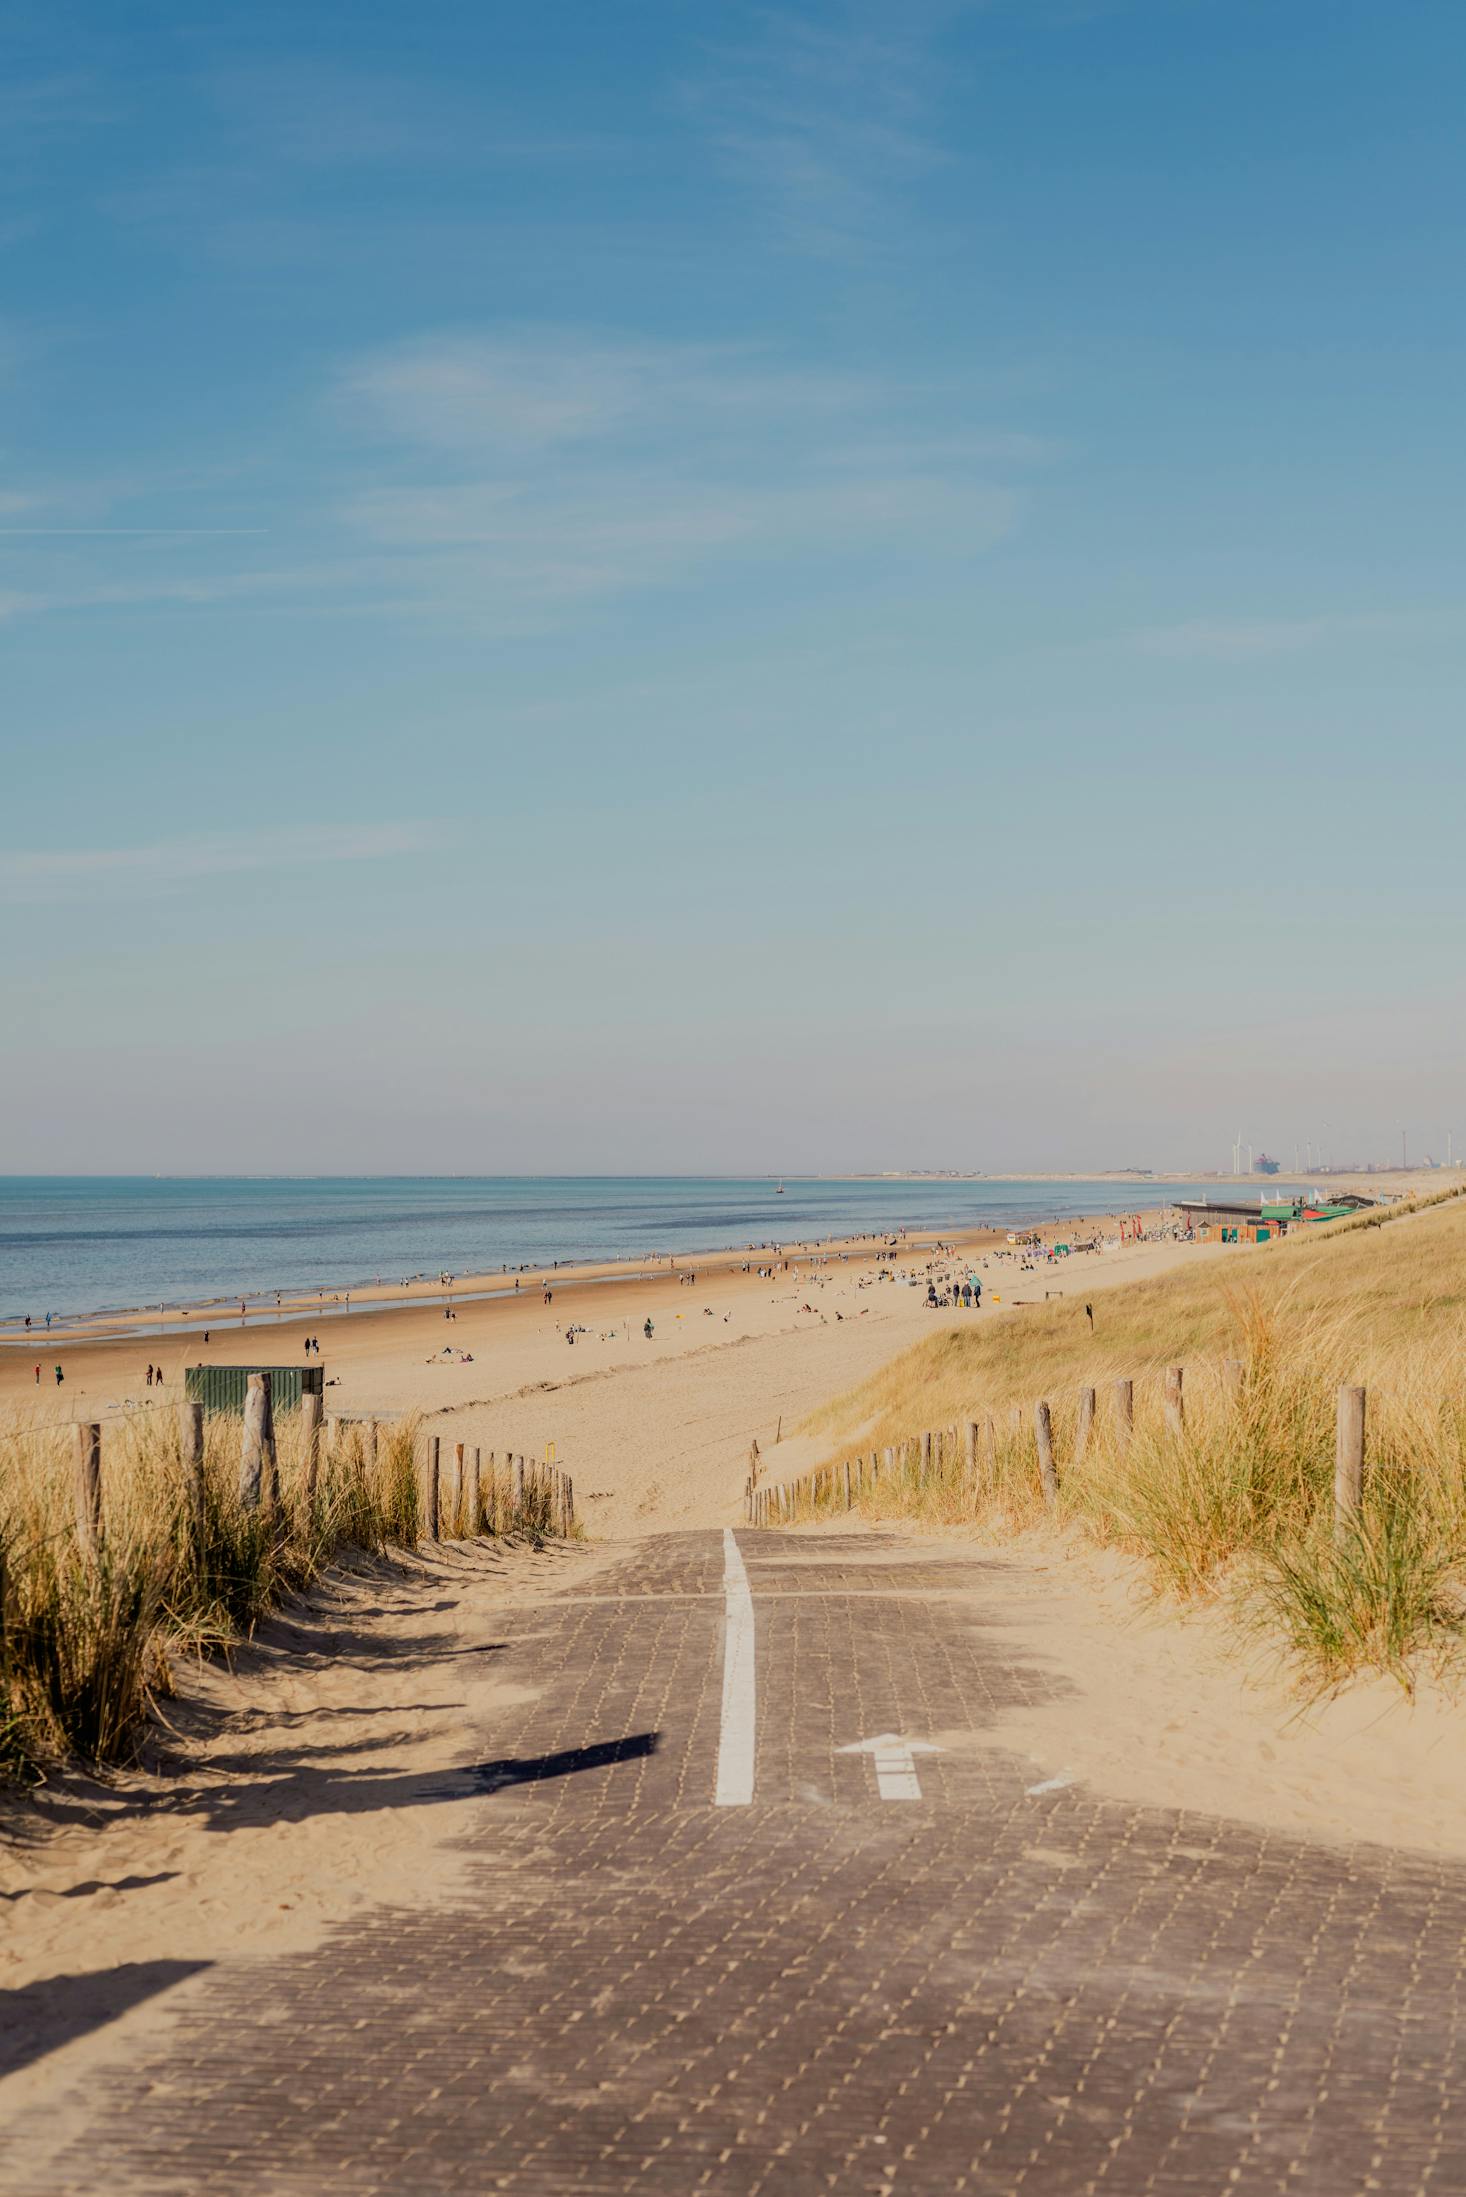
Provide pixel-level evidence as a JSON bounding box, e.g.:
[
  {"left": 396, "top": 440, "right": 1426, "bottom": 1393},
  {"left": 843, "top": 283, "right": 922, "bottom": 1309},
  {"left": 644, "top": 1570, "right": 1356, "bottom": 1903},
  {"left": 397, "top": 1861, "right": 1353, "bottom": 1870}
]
[{"left": 3, "top": 1170, "right": 1451, "bottom": 1336}]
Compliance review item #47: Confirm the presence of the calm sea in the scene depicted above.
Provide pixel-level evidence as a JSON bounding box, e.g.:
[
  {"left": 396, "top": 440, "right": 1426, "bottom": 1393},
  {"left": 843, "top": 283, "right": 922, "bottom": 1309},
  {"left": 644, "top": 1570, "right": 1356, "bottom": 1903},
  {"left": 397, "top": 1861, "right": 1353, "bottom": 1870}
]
[{"left": 0, "top": 1176, "right": 1240, "bottom": 1329}]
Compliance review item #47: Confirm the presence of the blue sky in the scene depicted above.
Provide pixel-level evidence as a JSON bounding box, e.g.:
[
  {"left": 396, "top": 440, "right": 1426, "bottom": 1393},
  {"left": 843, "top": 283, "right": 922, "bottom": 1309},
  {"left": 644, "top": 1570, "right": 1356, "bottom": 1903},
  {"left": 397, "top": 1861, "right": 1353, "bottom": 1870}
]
[{"left": 3, "top": 0, "right": 1463, "bottom": 1174}]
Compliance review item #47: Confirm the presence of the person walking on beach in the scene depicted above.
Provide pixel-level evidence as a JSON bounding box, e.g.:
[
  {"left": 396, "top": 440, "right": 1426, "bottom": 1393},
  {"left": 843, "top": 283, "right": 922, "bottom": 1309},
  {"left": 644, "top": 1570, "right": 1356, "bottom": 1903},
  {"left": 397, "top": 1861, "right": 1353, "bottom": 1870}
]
[
  {"left": 644, "top": 1317, "right": 654, "bottom": 1339},
  {"left": 146, "top": 1364, "right": 153, "bottom": 1387},
  {"left": 34, "top": 1363, "right": 40, "bottom": 1384},
  {"left": 54, "top": 1364, "right": 63, "bottom": 1385}
]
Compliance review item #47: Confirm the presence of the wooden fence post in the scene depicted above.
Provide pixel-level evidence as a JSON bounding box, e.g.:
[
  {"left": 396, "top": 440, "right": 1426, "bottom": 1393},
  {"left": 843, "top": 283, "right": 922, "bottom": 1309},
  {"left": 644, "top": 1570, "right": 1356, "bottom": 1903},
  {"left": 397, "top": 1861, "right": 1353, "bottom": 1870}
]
[
  {"left": 179, "top": 1399, "right": 205, "bottom": 1534},
  {"left": 1335, "top": 1385, "right": 1366, "bottom": 1533},
  {"left": 469, "top": 1446, "right": 482, "bottom": 1534},
  {"left": 450, "top": 1442, "right": 466, "bottom": 1536},
  {"left": 301, "top": 1390, "right": 323, "bottom": 1500},
  {"left": 240, "top": 1372, "right": 277, "bottom": 1509},
  {"left": 964, "top": 1420, "right": 978, "bottom": 1484},
  {"left": 512, "top": 1454, "right": 525, "bottom": 1520},
  {"left": 423, "top": 1435, "right": 441, "bottom": 1541},
  {"left": 361, "top": 1419, "right": 378, "bottom": 1477},
  {"left": 1112, "top": 1377, "right": 1134, "bottom": 1443},
  {"left": 74, "top": 1422, "right": 102, "bottom": 1555},
  {"left": 843, "top": 1459, "right": 853, "bottom": 1508},
  {"left": 920, "top": 1430, "right": 932, "bottom": 1481},
  {"left": 1035, "top": 1400, "right": 1059, "bottom": 1506},
  {"left": 1164, "top": 1365, "right": 1185, "bottom": 1432},
  {"left": 1075, "top": 1387, "right": 1096, "bottom": 1464}
]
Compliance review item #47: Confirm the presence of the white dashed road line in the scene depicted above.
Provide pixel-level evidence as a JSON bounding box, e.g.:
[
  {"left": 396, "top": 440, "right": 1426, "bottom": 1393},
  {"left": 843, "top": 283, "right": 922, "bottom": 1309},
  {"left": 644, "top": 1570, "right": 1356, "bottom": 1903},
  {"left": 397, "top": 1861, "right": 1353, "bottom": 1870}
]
[{"left": 714, "top": 1527, "right": 756, "bottom": 1806}]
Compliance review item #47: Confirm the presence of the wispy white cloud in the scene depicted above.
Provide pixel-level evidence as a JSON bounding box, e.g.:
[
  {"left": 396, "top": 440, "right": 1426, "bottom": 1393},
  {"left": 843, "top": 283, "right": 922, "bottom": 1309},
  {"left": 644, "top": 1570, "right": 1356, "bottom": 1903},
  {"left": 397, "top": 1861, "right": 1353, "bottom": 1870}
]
[
  {"left": 205, "top": 62, "right": 457, "bottom": 171},
  {"left": 687, "top": 3, "right": 972, "bottom": 256},
  {"left": 815, "top": 430, "right": 1061, "bottom": 471},
  {"left": 340, "top": 332, "right": 871, "bottom": 455},
  {"left": 0, "top": 73, "right": 103, "bottom": 157},
  {"left": 333, "top": 325, "right": 1023, "bottom": 620},
  {"left": 1130, "top": 607, "right": 1466, "bottom": 664},
  {"left": 2, "top": 823, "right": 439, "bottom": 904},
  {"left": 0, "top": 561, "right": 364, "bottom": 625},
  {"left": 345, "top": 471, "right": 1016, "bottom": 616},
  {"left": 1133, "top": 617, "right": 1332, "bottom": 662},
  {"left": 0, "top": 325, "right": 1040, "bottom": 634}
]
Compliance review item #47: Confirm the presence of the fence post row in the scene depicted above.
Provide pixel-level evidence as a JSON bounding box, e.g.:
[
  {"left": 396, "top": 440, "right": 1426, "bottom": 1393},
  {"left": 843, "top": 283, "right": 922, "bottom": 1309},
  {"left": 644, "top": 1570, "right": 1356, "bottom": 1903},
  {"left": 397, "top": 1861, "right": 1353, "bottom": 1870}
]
[
  {"left": 423, "top": 1435, "right": 441, "bottom": 1540},
  {"left": 1335, "top": 1384, "right": 1366, "bottom": 1534},
  {"left": 1164, "top": 1365, "right": 1185, "bottom": 1432},
  {"left": 179, "top": 1399, "right": 205, "bottom": 1533},
  {"left": 1075, "top": 1386, "right": 1096, "bottom": 1465},
  {"left": 748, "top": 1363, "right": 1374, "bottom": 1540},
  {"left": 1034, "top": 1400, "right": 1059, "bottom": 1507},
  {"left": 239, "top": 1371, "right": 278, "bottom": 1510},
  {"left": 301, "top": 1391, "right": 323, "bottom": 1500},
  {"left": 74, "top": 1422, "right": 102, "bottom": 1555}
]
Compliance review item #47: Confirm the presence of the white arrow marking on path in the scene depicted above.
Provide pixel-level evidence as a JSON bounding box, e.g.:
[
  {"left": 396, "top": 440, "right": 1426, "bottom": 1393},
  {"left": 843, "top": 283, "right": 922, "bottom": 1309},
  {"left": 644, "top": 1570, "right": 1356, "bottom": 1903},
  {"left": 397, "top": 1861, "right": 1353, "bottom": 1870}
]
[
  {"left": 714, "top": 1528, "right": 756, "bottom": 1806},
  {"left": 838, "top": 1732, "right": 943, "bottom": 1802}
]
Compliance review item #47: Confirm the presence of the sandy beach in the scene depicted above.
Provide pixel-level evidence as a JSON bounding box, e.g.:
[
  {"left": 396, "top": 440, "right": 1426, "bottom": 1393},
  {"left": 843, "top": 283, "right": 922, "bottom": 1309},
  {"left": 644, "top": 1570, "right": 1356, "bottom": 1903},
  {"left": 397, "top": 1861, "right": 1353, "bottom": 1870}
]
[{"left": 1, "top": 1214, "right": 1222, "bottom": 1535}]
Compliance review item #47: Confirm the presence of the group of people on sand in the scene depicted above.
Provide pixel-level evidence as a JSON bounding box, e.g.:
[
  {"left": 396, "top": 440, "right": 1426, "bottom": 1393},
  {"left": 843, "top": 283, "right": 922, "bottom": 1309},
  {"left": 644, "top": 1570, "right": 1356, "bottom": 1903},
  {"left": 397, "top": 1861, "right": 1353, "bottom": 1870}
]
[{"left": 927, "top": 1278, "right": 982, "bottom": 1310}]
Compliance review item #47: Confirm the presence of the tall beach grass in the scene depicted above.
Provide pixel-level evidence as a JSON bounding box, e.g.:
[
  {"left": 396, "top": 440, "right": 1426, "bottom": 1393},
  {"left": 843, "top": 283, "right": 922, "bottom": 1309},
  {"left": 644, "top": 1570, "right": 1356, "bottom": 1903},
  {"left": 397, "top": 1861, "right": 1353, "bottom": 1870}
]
[
  {"left": 0, "top": 1405, "right": 546, "bottom": 1778},
  {"left": 789, "top": 1190, "right": 1466, "bottom": 1688}
]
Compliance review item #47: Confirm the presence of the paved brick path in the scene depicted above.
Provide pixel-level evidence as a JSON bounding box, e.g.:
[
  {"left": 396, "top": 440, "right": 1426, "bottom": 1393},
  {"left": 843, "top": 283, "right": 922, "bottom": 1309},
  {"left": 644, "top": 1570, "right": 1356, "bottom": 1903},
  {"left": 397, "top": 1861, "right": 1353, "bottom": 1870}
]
[{"left": 9, "top": 1530, "right": 1466, "bottom": 2192}]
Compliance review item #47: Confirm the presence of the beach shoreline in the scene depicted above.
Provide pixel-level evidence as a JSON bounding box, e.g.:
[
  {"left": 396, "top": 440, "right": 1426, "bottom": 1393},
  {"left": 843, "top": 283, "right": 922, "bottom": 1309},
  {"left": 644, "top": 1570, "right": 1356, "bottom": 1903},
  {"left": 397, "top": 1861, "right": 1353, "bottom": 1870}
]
[
  {"left": 0, "top": 1219, "right": 1231, "bottom": 1551},
  {"left": 0, "top": 1195, "right": 1171, "bottom": 1352},
  {"left": 3, "top": 1168, "right": 1439, "bottom": 1351}
]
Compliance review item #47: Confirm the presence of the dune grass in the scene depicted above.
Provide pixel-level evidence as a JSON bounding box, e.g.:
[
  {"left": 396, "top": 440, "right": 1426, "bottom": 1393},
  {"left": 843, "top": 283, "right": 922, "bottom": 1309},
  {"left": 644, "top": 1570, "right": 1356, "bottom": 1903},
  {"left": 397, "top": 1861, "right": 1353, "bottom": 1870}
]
[
  {"left": 0, "top": 1406, "right": 558, "bottom": 1778},
  {"left": 788, "top": 1190, "right": 1466, "bottom": 1689}
]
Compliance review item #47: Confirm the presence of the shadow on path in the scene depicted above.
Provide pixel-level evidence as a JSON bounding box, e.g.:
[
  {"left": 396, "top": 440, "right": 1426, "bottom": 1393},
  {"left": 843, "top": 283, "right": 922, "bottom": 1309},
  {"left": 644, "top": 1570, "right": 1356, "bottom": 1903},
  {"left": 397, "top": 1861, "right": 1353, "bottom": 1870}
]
[
  {"left": 467, "top": 1732, "right": 660, "bottom": 1792},
  {"left": 0, "top": 1961, "right": 209, "bottom": 2083}
]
